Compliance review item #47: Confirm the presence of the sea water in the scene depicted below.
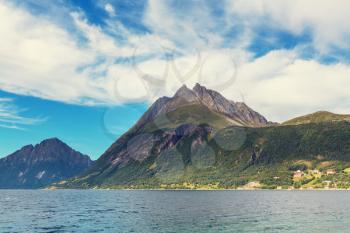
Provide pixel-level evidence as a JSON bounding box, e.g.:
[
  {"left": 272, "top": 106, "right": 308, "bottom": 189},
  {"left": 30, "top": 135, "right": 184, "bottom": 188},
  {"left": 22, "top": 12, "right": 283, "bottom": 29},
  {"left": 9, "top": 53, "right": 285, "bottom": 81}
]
[{"left": 0, "top": 190, "right": 349, "bottom": 232}]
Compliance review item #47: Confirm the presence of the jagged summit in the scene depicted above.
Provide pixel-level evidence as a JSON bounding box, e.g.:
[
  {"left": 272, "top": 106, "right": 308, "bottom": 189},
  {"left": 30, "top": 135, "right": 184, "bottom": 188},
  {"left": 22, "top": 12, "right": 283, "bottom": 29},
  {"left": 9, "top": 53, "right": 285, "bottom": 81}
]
[
  {"left": 173, "top": 84, "right": 198, "bottom": 102},
  {"left": 174, "top": 84, "right": 191, "bottom": 95},
  {"left": 7, "top": 138, "right": 75, "bottom": 160},
  {"left": 137, "top": 83, "right": 270, "bottom": 129},
  {"left": 192, "top": 82, "right": 213, "bottom": 94},
  {"left": 41, "top": 137, "right": 62, "bottom": 143},
  {"left": 37, "top": 137, "right": 72, "bottom": 150}
]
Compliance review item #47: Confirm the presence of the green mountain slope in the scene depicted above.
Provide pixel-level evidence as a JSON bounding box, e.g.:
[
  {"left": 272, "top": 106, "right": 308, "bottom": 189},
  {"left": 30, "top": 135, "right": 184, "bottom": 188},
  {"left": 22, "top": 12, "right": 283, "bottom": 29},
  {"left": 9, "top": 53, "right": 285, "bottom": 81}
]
[
  {"left": 283, "top": 111, "right": 350, "bottom": 125},
  {"left": 55, "top": 121, "right": 350, "bottom": 189},
  {"left": 52, "top": 85, "right": 350, "bottom": 190},
  {"left": 142, "top": 104, "right": 234, "bottom": 132}
]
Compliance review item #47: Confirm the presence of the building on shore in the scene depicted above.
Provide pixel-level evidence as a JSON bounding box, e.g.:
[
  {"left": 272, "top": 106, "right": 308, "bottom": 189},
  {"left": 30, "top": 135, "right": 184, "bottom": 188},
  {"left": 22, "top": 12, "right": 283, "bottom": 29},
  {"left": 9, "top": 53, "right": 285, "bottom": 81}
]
[
  {"left": 311, "top": 169, "right": 320, "bottom": 175},
  {"left": 326, "top": 169, "right": 336, "bottom": 175},
  {"left": 293, "top": 170, "right": 304, "bottom": 179}
]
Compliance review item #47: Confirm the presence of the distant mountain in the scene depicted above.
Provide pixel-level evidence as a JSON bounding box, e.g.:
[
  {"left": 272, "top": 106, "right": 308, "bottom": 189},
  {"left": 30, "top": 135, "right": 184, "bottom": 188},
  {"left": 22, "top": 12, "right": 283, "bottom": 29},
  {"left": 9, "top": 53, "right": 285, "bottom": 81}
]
[
  {"left": 0, "top": 138, "right": 93, "bottom": 189},
  {"left": 55, "top": 84, "right": 350, "bottom": 190},
  {"left": 283, "top": 111, "right": 350, "bottom": 125}
]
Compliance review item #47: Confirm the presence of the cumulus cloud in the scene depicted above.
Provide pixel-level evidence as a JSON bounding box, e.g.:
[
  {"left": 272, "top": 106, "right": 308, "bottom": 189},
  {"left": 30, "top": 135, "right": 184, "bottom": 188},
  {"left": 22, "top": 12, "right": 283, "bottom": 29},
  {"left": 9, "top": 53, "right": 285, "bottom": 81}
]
[
  {"left": 220, "top": 49, "right": 350, "bottom": 122},
  {"left": 143, "top": 0, "right": 226, "bottom": 49},
  {"left": 1, "top": 0, "right": 350, "bottom": 122},
  {"left": 0, "top": 1, "right": 173, "bottom": 105},
  {"left": 0, "top": 1, "right": 100, "bottom": 104},
  {"left": 226, "top": 0, "right": 350, "bottom": 53}
]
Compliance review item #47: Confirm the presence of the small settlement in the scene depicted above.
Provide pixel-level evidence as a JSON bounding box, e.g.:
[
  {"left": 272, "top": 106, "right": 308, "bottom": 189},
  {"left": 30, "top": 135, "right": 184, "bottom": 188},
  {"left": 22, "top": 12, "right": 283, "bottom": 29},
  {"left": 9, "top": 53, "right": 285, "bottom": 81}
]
[{"left": 293, "top": 169, "right": 337, "bottom": 180}]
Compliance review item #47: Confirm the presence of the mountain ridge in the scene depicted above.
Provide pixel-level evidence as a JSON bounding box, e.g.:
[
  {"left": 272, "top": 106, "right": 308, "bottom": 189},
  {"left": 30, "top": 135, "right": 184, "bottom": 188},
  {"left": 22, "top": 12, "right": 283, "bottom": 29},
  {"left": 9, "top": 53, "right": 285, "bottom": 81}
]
[
  {"left": 53, "top": 84, "right": 350, "bottom": 190},
  {"left": 0, "top": 138, "right": 93, "bottom": 189},
  {"left": 283, "top": 111, "right": 350, "bottom": 125},
  {"left": 132, "top": 83, "right": 272, "bottom": 132}
]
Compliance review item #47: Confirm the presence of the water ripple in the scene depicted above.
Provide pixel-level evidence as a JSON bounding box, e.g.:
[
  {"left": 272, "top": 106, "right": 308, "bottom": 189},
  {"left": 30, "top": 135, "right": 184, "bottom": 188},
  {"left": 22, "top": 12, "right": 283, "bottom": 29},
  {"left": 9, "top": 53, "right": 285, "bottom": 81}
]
[{"left": 0, "top": 190, "right": 350, "bottom": 232}]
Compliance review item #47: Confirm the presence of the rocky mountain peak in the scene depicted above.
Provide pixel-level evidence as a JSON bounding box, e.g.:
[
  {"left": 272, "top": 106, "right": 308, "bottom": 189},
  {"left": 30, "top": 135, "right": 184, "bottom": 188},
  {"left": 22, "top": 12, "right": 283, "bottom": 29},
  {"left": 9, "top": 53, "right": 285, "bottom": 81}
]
[
  {"left": 20, "top": 144, "right": 35, "bottom": 152},
  {"left": 193, "top": 82, "right": 205, "bottom": 92},
  {"left": 130, "top": 83, "right": 271, "bottom": 132},
  {"left": 37, "top": 137, "right": 69, "bottom": 150},
  {"left": 174, "top": 84, "right": 197, "bottom": 101},
  {"left": 193, "top": 83, "right": 269, "bottom": 127},
  {"left": 41, "top": 137, "right": 62, "bottom": 144},
  {"left": 0, "top": 138, "right": 93, "bottom": 189}
]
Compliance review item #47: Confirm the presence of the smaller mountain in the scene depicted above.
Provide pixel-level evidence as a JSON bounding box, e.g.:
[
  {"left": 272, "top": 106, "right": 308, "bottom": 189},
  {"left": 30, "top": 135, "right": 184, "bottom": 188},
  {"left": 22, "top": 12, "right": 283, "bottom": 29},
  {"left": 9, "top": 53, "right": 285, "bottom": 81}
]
[
  {"left": 283, "top": 111, "right": 350, "bottom": 125},
  {"left": 0, "top": 138, "right": 93, "bottom": 189}
]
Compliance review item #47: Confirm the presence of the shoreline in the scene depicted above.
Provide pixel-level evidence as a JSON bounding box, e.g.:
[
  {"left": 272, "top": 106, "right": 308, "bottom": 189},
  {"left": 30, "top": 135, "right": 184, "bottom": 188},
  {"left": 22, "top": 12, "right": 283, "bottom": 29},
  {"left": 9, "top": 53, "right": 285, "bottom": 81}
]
[{"left": 44, "top": 187, "right": 350, "bottom": 191}]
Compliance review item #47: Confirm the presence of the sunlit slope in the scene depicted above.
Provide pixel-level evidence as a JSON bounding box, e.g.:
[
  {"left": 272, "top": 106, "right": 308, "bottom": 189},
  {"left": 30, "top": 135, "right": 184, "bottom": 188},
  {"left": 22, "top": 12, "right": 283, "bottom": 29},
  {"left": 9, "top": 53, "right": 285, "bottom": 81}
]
[
  {"left": 284, "top": 111, "right": 350, "bottom": 125},
  {"left": 56, "top": 121, "right": 350, "bottom": 189}
]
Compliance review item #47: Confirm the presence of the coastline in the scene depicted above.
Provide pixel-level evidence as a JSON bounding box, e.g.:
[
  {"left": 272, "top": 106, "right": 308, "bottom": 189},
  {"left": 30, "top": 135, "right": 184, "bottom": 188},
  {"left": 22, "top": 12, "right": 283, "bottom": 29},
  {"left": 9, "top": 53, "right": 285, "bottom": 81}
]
[{"left": 44, "top": 187, "right": 350, "bottom": 191}]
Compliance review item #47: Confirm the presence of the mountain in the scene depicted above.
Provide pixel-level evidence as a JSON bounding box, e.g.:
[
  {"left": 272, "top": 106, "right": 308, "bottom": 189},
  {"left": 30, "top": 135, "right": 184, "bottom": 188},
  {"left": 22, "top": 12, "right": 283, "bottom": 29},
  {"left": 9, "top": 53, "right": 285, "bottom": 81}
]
[
  {"left": 283, "top": 111, "right": 350, "bottom": 125},
  {"left": 132, "top": 83, "right": 271, "bottom": 131},
  {"left": 54, "top": 84, "right": 273, "bottom": 188},
  {"left": 0, "top": 138, "right": 93, "bottom": 189},
  {"left": 56, "top": 84, "right": 350, "bottom": 190}
]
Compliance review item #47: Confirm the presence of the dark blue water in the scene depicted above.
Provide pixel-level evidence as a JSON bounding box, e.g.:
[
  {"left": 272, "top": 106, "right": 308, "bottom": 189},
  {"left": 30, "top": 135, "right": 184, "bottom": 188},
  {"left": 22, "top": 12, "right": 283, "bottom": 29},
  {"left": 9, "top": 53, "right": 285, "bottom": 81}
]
[{"left": 0, "top": 190, "right": 349, "bottom": 232}]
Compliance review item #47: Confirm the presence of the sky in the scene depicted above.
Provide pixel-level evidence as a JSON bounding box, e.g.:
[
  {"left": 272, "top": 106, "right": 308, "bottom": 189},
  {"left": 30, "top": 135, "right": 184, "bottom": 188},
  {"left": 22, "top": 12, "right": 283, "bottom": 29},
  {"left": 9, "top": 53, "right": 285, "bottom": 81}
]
[{"left": 1, "top": 0, "right": 350, "bottom": 159}]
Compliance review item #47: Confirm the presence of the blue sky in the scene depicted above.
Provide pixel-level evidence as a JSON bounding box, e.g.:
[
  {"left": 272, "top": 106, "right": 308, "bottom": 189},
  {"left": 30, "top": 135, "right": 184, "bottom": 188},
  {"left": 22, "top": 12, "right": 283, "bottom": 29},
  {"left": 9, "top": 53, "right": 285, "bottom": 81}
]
[
  {"left": 0, "top": 89, "right": 147, "bottom": 158},
  {"left": 1, "top": 0, "right": 350, "bottom": 159}
]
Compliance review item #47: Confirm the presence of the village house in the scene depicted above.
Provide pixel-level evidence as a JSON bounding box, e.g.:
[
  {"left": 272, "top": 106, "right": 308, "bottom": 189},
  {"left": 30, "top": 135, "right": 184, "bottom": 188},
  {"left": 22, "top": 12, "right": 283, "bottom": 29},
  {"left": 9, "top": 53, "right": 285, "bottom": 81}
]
[
  {"left": 241, "top": 181, "right": 261, "bottom": 190},
  {"left": 293, "top": 170, "right": 304, "bottom": 179},
  {"left": 326, "top": 169, "right": 336, "bottom": 175},
  {"left": 311, "top": 169, "right": 320, "bottom": 174}
]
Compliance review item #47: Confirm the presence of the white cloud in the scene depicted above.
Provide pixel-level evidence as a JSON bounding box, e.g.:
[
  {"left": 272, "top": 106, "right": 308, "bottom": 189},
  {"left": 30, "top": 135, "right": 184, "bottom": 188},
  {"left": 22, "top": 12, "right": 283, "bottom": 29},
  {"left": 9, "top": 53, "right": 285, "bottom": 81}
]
[
  {"left": 104, "top": 3, "right": 115, "bottom": 16},
  {"left": 226, "top": 0, "right": 350, "bottom": 53},
  {"left": 1, "top": 0, "right": 350, "bottom": 123},
  {"left": 219, "top": 49, "right": 350, "bottom": 122},
  {"left": 0, "top": 98, "right": 45, "bottom": 130},
  {"left": 0, "top": 1, "right": 173, "bottom": 105},
  {"left": 0, "top": 1, "right": 101, "bottom": 104},
  {"left": 143, "top": 0, "right": 225, "bottom": 50}
]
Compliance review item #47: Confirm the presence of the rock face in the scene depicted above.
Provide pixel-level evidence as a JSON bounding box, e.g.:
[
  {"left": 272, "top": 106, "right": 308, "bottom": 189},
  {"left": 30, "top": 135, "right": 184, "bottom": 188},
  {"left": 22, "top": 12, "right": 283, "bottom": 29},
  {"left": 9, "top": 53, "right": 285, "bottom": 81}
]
[
  {"left": 193, "top": 84, "right": 270, "bottom": 127},
  {"left": 95, "top": 84, "right": 271, "bottom": 167},
  {"left": 0, "top": 138, "right": 93, "bottom": 189},
  {"left": 133, "top": 83, "right": 271, "bottom": 130}
]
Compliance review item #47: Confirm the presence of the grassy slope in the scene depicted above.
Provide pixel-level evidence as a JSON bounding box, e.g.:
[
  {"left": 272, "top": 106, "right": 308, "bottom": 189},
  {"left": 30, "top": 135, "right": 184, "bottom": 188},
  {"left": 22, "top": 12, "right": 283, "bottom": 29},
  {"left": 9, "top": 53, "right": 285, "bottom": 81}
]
[
  {"left": 58, "top": 121, "right": 350, "bottom": 189},
  {"left": 56, "top": 104, "right": 233, "bottom": 188},
  {"left": 284, "top": 111, "right": 350, "bottom": 125},
  {"left": 141, "top": 104, "right": 235, "bottom": 132}
]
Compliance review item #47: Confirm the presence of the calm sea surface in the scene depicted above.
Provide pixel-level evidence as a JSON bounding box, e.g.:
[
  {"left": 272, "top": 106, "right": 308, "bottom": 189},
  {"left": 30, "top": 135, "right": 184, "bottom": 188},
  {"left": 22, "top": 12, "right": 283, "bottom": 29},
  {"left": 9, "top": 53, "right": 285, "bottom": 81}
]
[{"left": 0, "top": 190, "right": 349, "bottom": 232}]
